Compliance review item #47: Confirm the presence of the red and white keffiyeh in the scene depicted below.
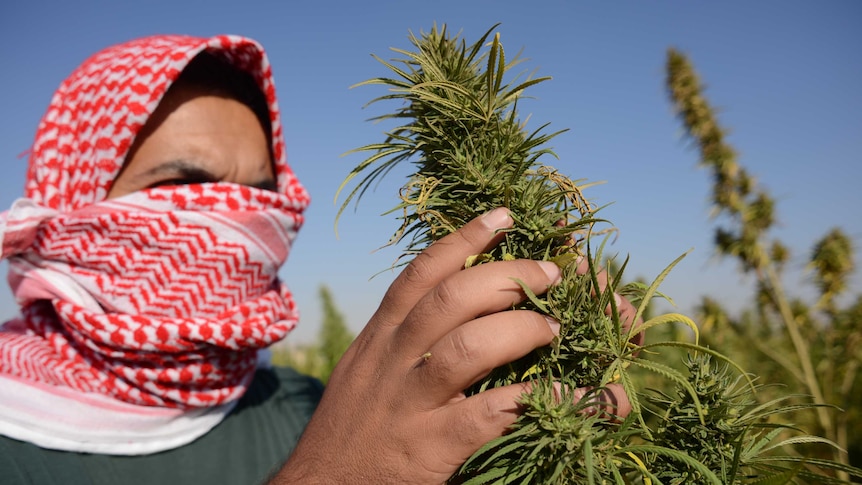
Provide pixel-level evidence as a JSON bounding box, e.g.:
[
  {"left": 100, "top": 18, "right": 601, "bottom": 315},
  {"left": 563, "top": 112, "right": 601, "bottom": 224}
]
[{"left": 0, "top": 34, "right": 309, "bottom": 454}]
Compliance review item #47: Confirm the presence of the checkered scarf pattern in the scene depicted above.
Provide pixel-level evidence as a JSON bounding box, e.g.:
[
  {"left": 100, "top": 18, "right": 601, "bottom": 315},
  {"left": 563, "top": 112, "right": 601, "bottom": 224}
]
[{"left": 0, "top": 35, "right": 309, "bottom": 409}]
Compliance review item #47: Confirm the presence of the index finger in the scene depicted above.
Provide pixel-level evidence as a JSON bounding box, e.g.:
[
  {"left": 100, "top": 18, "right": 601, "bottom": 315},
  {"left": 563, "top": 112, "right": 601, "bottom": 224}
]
[{"left": 371, "top": 208, "right": 513, "bottom": 329}]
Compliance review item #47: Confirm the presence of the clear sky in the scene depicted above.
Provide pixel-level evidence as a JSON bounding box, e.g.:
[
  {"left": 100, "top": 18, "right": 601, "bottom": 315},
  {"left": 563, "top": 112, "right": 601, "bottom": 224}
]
[{"left": 1, "top": 1, "right": 860, "bottom": 344}]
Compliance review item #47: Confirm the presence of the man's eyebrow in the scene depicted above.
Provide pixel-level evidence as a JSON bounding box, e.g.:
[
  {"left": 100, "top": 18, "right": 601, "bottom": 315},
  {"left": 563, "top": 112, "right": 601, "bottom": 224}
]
[
  {"left": 142, "top": 160, "right": 219, "bottom": 181},
  {"left": 142, "top": 159, "right": 278, "bottom": 191}
]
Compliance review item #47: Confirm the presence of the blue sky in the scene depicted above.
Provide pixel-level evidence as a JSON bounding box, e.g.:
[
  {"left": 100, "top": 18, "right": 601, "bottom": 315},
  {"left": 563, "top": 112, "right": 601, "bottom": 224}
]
[{"left": 1, "top": 1, "right": 860, "bottom": 343}]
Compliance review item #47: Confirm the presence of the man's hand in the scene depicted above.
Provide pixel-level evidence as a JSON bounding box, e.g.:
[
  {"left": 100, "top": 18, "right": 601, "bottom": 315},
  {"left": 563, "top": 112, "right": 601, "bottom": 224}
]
[{"left": 275, "top": 208, "right": 635, "bottom": 484}]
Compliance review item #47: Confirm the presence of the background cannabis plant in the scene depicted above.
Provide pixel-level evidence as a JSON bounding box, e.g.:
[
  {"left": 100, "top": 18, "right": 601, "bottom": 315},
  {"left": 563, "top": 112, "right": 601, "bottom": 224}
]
[
  {"left": 273, "top": 285, "right": 354, "bottom": 384},
  {"left": 667, "top": 47, "right": 862, "bottom": 482},
  {"left": 337, "top": 24, "right": 862, "bottom": 484}
]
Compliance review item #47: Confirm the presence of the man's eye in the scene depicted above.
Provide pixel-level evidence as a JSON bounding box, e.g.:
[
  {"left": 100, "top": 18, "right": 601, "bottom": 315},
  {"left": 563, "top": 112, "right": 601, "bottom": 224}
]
[{"left": 149, "top": 177, "right": 214, "bottom": 188}]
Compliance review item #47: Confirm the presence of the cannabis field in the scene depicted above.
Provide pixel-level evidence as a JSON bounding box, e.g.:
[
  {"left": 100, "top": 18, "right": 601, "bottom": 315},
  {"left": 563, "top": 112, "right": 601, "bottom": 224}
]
[{"left": 275, "top": 25, "right": 861, "bottom": 484}]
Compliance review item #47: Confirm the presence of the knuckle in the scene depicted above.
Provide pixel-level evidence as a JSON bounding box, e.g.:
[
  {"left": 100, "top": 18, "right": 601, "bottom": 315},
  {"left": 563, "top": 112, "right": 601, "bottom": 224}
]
[
  {"left": 376, "top": 253, "right": 439, "bottom": 323},
  {"left": 422, "top": 332, "right": 479, "bottom": 386},
  {"left": 449, "top": 402, "right": 490, "bottom": 443},
  {"left": 453, "top": 217, "right": 497, "bottom": 250},
  {"left": 429, "top": 277, "right": 462, "bottom": 315},
  {"left": 447, "top": 329, "right": 480, "bottom": 366},
  {"left": 399, "top": 251, "right": 437, "bottom": 288}
]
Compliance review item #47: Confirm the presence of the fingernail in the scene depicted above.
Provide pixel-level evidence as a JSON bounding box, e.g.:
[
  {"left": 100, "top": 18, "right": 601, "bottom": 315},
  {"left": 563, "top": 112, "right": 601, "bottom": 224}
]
[
  {"left": 545, "top": 316, "right": 560, "bottom": 336},
  {"left": 614, "top": 293, "right": 622, "bottom": 308},
  {"left": 480, "top": 207, "right": 512, "bottom": 230},
  {"left": 538, "top": 261, "right": 562, "bottom": 285}
]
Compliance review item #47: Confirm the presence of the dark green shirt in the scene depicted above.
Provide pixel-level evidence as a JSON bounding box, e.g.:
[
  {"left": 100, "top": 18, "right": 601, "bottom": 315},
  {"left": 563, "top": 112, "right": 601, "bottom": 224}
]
[{"left": 0, "top": 366, "right": 323, "bottom": 485}]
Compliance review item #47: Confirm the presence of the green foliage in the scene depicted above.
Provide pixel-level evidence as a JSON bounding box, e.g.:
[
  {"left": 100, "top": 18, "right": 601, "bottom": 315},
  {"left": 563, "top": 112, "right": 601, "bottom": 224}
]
[
  {"left": 272, "top": 285, "right": 354, "bottom": 384},
  {"left": 338, "top": 24, "right": 861, "bottom": 483}
]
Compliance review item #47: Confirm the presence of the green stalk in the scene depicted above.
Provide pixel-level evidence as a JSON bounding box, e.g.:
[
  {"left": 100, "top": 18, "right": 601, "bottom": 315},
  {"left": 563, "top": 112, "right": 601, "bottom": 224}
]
[{"left": 764, "top": 264, "right": 835, "bottom": 443}]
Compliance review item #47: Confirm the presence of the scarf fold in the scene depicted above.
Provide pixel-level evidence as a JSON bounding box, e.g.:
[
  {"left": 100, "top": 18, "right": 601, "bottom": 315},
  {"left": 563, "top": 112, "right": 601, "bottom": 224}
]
[{"left": 0, "top": 34, "right": 310, "bottom": 454}]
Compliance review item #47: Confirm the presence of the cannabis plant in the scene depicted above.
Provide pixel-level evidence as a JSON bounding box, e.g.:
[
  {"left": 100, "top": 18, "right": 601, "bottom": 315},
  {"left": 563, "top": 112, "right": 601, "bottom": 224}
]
[
  {"left": 667, "top": 48, "right": 862, "bottom": 480},
  {"left": 645, "top": 354, "right": 860, "bottom": 484},
  {"left": 338, "top": 24, "right": 861, "bottom": 484}
]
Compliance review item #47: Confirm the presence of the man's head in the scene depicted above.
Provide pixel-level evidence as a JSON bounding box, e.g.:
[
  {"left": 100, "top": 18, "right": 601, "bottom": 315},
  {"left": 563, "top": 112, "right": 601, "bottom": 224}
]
[
  {"left": 24, "top": 34, "right": 307, "bottom": 211},
  {"left": 108, "top": 53, "right": 277, "bottom": 198}
]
